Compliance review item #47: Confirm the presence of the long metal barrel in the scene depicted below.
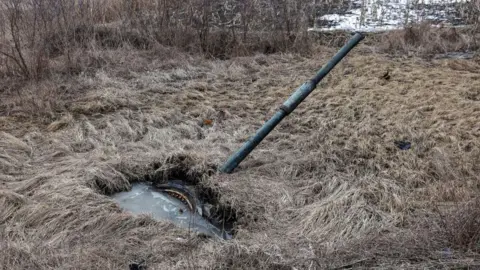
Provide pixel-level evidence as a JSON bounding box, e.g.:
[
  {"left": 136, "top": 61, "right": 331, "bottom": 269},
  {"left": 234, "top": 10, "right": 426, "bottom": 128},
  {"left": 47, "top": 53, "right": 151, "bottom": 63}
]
[{"left": 220, "top": 32, "right": 365, "bottom": 174}]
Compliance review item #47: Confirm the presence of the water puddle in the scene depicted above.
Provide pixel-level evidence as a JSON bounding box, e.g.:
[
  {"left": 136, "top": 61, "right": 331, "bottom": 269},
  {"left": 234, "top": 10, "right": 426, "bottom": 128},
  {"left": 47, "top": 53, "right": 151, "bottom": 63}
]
[
  {"left": 309, "top": 0, "right": 469, "bottom": 32},
  {"left": 112, "top": 181, "right": 233, "bottom": 240}
]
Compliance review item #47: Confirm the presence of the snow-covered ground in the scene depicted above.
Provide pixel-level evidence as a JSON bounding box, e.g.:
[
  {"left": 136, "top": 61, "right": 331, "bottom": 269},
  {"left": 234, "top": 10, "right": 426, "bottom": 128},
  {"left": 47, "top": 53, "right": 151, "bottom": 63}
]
[{"left": 309, "top": 0, "right": 468, "bottom": 32}]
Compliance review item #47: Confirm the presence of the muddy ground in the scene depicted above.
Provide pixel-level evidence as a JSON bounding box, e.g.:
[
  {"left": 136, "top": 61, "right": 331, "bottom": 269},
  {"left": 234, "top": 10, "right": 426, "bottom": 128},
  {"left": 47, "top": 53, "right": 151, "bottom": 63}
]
[{"left": 1, "top": 43, "right": 480, "bottom": 269}]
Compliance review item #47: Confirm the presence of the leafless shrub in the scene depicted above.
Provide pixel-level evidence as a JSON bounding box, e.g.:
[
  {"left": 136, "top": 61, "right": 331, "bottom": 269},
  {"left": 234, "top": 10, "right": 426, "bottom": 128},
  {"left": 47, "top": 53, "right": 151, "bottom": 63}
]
[
  {"left": 438, "top": 199, "right": 480, "bottom": 252},
  {"left": 0, "top": 0, "right": 318, "bottom": 80},
  {"left": 0, "top": 0, "right": 100, "bottom": 79},
  {"left": 457, "top": 0, "right": 480, "bottom": 26}
]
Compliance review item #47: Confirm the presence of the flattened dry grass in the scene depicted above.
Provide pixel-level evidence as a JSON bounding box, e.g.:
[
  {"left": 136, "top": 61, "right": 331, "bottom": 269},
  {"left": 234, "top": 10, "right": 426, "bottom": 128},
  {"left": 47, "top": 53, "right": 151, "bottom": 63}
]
[{"left": 1, "top": 46, "right": 480, "bottom": 269}]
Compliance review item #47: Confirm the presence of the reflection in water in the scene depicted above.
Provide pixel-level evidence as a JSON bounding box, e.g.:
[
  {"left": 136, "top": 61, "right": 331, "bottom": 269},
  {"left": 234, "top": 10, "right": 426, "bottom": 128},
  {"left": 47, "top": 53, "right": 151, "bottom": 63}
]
[
  {"left": 310, "top": 0, "right": 468, "bottom": 32},
  {"left": 112, "top": 182, "right": 232, "bottom": 240}
]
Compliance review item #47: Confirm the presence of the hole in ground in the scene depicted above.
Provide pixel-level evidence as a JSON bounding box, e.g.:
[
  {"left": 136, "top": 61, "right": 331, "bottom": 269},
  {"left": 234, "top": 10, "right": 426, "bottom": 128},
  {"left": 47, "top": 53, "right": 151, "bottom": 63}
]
[{"left": 104, "top": 157, "right": 238, "bottom": 240}]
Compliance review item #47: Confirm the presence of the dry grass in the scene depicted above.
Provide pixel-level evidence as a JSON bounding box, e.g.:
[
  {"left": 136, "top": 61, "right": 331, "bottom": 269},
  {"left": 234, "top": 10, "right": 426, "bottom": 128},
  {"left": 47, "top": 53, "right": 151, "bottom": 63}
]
[
  {"left": 1, "top": 1, "right": 480, "bottom": 268},
  {"left": 2, "top": 0, "right": 477, "bottom": 81},
  {"left": 374, "top": 23, "right": 480, "bottom": 57},
  {"left": 1, "top": 40, "right": 480, "bottom": 269}
]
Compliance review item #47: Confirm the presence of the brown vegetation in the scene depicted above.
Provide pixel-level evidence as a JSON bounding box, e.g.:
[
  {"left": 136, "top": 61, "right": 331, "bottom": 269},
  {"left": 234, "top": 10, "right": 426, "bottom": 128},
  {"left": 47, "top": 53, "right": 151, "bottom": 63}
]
[
  {"left": 1, "top": 0, "right": 480, "bottom": 269},
  {"left": 1, "top": 0, "right": 479, "bottom": 80},
  {"left": 0, "top": 0, "right": 315, "bottom": 79}
]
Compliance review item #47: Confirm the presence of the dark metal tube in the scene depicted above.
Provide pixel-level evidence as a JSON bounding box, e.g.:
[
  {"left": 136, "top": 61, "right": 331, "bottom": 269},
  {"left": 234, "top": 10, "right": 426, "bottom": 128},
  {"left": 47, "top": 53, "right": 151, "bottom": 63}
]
[{"left": 220, "top": 32, "right": 365, "bottom": 174}]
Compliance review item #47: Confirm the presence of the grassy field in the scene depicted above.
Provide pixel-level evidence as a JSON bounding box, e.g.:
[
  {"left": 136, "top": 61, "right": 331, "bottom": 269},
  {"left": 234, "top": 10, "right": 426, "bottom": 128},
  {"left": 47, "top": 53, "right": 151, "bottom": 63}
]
[
  {"left": 1, "top": 1, "right": 480, "bottom": 269},
  {"left": 2, "top": 40, "right": 480, "bottom": 269}
]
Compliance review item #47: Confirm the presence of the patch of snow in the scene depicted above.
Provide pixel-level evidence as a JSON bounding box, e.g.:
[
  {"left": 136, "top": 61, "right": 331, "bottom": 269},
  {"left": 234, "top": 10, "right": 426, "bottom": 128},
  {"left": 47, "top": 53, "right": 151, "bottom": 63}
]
[{"left": 310, "top": 0, "right": 468, "bottom": 32}]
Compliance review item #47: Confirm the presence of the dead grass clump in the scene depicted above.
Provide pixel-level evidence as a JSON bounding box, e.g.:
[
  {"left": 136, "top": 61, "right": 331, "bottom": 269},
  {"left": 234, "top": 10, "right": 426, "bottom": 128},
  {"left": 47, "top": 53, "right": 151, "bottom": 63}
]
[
  {"left": 87, "top": 166, "right": 130, "bottom": 196},
  {"left": 319, "top": 226, "right": 447, "bottom": 268},
  {"left": 439, "top": 199, "right": 480, "bottom": 252},
  {"left": 115, "top": 153, "right": 216, "bottom": 190},
  {"left": 47, "top": 113, "right": 74, "bottom": 132},
  {"left": 378, "top": 23, "right": 479, "bottom": 57},
  {"left": 0, "top": 80, "right": 67, "bottom": 120},
  {"left": 213, "top": 245, "right": 291, "bottom": 270},
  {"left": 0, "top": 131, "right": 32, "bottom": 177},
  {"left": 0, "top": 190, "right": 27, "bottom": 223}
]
